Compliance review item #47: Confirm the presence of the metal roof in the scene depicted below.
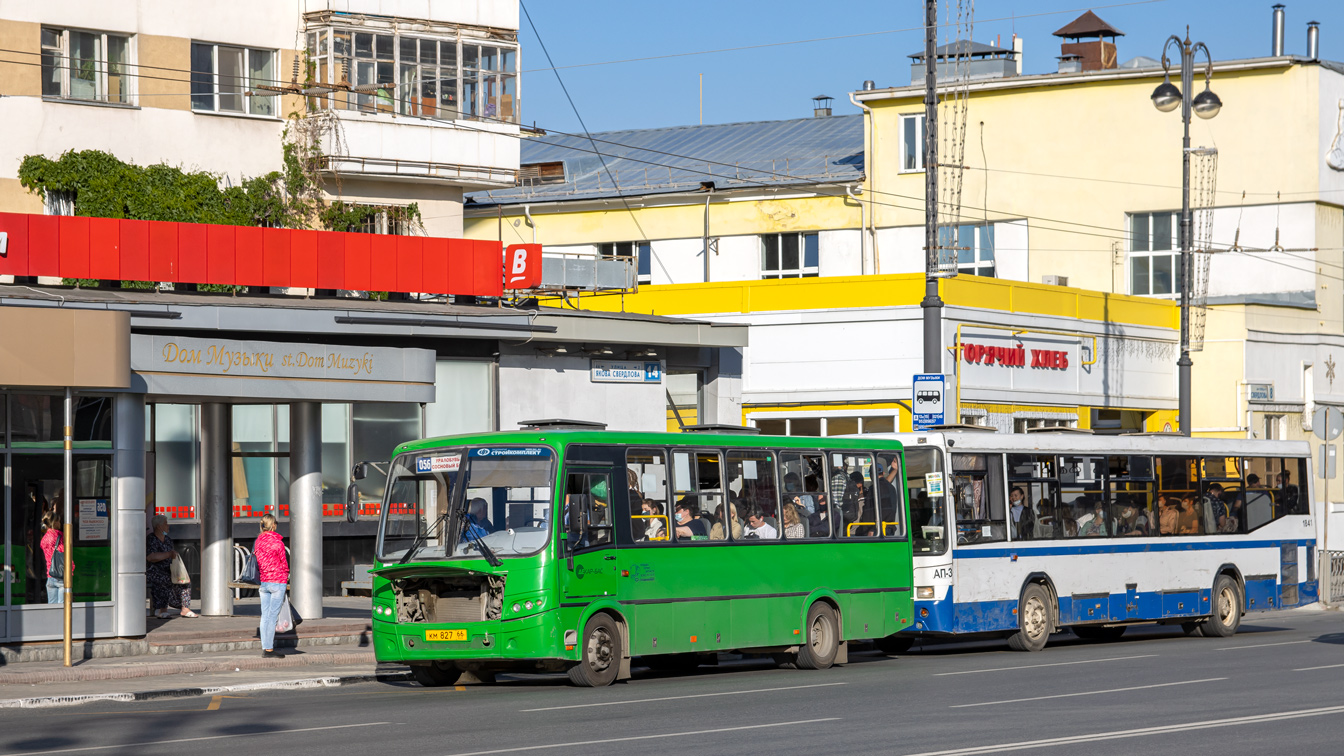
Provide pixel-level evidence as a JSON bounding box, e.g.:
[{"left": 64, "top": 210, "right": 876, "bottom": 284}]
[
  {"left": 1053, "top": 10, "right": 1125, "bottom": 39},
  {"left": 908, "top": 40, "right": 1017, "bottom": 60},
  {"left": 465, "top": 114, "right": 864, "bottom": 207}
]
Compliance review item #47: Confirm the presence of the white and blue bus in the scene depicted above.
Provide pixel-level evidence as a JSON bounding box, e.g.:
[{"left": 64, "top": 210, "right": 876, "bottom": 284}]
[{"left": 870, "top": 430, "right": 1317, "bottom": 652}]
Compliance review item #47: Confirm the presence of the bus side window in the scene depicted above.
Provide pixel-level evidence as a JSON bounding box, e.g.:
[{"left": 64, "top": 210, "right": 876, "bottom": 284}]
[
  {"left": 781, "top": 451, "right": 827, "bottom": 539},
  {"left": 832, "top": 452, "right": 878, "bottom": 538},
  {"left": 875, "top": 452, "right": 904, "bottom": 538},
  {"left": 563, "top": 470, "right": 612, "bottom": 549},
  {"left": 727, "top": 450, "right": 779, "bottom": 540},
  {"left": 627, "top": 449, "right": 670, "bottom": 542},
  {"left": 952, "top": 453, "right": 1006, "bottom": 544}
]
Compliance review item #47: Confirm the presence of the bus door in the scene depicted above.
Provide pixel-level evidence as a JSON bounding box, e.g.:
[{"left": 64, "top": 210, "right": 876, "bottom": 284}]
[{"left": 561, "top": 467, "right": 618, "bottom": 604}]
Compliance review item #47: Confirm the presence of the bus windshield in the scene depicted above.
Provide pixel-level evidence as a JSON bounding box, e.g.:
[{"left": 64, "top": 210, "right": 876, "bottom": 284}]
[
  {"left": 377, "top": 446, "right": 555, "bottom": 562},
  {"left": 905, "top": 446, "right": 947, "bottom": 554}
]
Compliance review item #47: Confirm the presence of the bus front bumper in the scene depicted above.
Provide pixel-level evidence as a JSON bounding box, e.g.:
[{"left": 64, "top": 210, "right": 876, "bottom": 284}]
[{"left": 374, "top": 609, "right": 572, "bottom": 667}]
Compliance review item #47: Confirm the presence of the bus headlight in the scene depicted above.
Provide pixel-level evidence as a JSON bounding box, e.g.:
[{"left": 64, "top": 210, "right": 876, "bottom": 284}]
[
  {"left": 512, "top": 603, "right": 522, "bottom": 613},
  {"left": 916, "top": 586, "right": 935, "bottom": 599},
  {"left": 524, "top": 600, "right": 535, "bottom": 610}
]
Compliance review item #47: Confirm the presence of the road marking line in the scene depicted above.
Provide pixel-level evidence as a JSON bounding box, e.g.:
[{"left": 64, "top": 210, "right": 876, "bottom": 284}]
[
  {"left": 951, "top": 678, "right": 1226, "bottom": 708},
  {"left": 4, "top": 722, "right": 390, "bottom": 756},
  {"left": 900, "top": 704, "right": 1344, "bottom": 755},
  {"left": 441, "top": 718, "right": 842, "bottom": 756},
  {"left": 206, "top": 696, "right": 222, "bottom": 711},
  {"left": 934, "top": 655, "right": 1157, "bottom": 676},
  {"left": 1294, "top": 663, "right": 1344, "bottom": 672},
  {"left": 519, "top": 682, "right": 847, "bottom": 712},
  {"left": 1214, "top": 640, "right": 1311, "bottom": 651}
]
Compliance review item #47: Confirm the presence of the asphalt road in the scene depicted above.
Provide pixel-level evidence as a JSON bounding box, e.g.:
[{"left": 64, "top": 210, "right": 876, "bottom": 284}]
[{"left": 3, "top": 607, "right": 1343, "bottom": 756}]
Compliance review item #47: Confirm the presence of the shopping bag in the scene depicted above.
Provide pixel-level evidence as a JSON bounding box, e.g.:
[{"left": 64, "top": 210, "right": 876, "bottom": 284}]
[
  {"left": 276, "top": 598, "right": 295, "bottom": 634},
  {"left": 235, "top": 554, "right": 259, "bottom": 586},
  {"left": 170, "top": 554, "right": 191, "bottom": 584}
]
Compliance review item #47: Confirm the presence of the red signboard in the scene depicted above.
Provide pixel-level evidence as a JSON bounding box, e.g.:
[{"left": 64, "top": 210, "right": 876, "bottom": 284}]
[
  {"left": 0, "top": 213, "right": 504, "bottom": 297},
  {"left": 963, "top": 342, "right": 1069, "bottom": 370},
  {"left": 504, "top": 243, "right": 542, "bottom": 289}
]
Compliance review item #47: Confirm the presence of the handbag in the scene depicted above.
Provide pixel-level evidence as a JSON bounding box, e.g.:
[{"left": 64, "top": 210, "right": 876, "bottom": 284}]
[
  {"left": 236, "top": 553, "right": 259, "bottom": 586},
  {"left": 170, "top": 554, "right": 191, "bottom": 584},
  {"left": 48, "top": 551, "right": 65, "bottom": 581}
]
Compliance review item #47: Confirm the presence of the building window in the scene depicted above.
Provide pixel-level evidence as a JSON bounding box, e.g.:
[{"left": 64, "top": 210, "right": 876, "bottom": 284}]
[
  {"left": 762, "top": 232, "right": 819, "bottom": 279},
  {"left": 41, "top": 27, "right": 131, "bottom": 104},
  {"left": 344, "top": 206, "right": 417, "bottom": 236},
  {"left": 599, "top": 242, "right": 652, "bottom": 285},
  {"left": 938, "top": 223, "right": 995, "bottom": 276},
  {"left": 44, "top": 190, "right": 76, "bottom": 216},
  {"left": 519, "top": 161, "right": 566, "bottom": 186},
  {"left": 1013, "top": 417, "right": 1076, "bottom": 433},
  {"left": 190, "top": 42, "right": 277, "bottom": 115},
  {"left": 960, "top": 413, "right": 986, "bottom": 426},
  {"left": 1264, "top": 414, "right": 1284, "bottom": 440},
  {"left": 1129, "top": 211, "right": 1181, "bottom": 296},
  {"left": 899, "top": 114, "right": 927, "bottom": 172},
  {"left": 305, "top": 28, "right": 518, "bottom": 123}
]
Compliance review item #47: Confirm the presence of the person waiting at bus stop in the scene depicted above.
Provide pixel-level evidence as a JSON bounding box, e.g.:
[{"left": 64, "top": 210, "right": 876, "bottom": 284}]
[{"left": 673, "top": 498, "right": 708, "bottom": 540}]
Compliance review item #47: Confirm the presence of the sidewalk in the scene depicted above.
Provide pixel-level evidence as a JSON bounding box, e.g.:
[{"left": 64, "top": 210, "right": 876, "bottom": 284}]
[{"left": 0, "top": 596, "right": 412, "bottom": 708}]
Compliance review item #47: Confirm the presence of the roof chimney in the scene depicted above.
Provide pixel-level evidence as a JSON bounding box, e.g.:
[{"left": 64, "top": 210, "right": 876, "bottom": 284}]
[
  {"left": 1052, "top": 11, "right": 1124, "bottom": 71},
  {"left": 861, "top": 80, "right": 876, "bottom": 91},
  {"left": 1013, "top": 34, "right": 1023, "bottom": 75},
  {"left": 812, "top": 94, "right": 833, "bottom": 118},
  {"left": 1272, "top": 4, "right": 1286, "bottom": 56},
  {"left": 1308, "top": 21, "right": 1320, "bottom": 61}
]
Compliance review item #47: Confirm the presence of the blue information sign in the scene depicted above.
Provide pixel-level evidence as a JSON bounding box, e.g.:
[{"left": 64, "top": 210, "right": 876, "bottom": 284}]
[{"left": 912, "top": 374, "right": 946, "bottom": 431}]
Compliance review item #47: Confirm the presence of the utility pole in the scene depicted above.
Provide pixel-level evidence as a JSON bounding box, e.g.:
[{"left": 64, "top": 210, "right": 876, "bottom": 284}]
[
  {"left": 699, "top": 74, "right": 703, "bottom": 125},
  {"left": 922, "top": 0, "right": 943, "bottom": 375}
]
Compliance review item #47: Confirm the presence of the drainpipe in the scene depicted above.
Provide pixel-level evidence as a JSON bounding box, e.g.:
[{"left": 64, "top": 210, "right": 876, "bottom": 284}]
[
  {"left": 848, "top": 90, "right": 877, "bottom": 274},
  {"left": 702, "top": 188, "right": 714, "bottom": 282},
  {"left": 523, "top": 205, "right": 536, "bottom": 244},
  {"left": 846, "top": 183, "right": 866, "bottom": 275}
]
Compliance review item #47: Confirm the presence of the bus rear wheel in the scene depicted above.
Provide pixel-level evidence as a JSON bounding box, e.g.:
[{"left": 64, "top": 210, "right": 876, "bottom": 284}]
[
  {"left": 1202, "top": 575, "right": 1242, "bottom": 638},
  {"left": 1008, "top": 584, "right": 1053, "bottom": 652},
  {"left": 796, "top": 602, "right": 840, "bottom": 670},
  {"left": 568, "top": 613, "right": 621, "bottom": 687}
]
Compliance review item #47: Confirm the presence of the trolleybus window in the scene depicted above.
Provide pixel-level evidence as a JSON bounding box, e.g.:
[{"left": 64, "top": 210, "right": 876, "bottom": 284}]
[
  {"left": 1059, "top": 455, "right": 1107, "bottom": 537},
  {"left": 1156, "top": 456, "right": 1204, "bottom": 535},
  {"left": 906, "top": 446, "right": 946, "bottom": 552},
  {"left": 779, "top": 451, "right": 828, "bottom": 539},
  {"left": 1107, "top": 457, "right": 1156, "bottom": 537},
  {"left": 1007, "top": 454, "right": 1058, "bottom": 541},
  {"left": 951, "top": 453, "right": 1005, "bottom": 544}
]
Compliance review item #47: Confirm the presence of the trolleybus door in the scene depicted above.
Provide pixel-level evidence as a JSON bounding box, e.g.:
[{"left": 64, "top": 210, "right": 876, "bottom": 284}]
[{"left": 560, "top": 467, "right": 619, "bottom": 603}]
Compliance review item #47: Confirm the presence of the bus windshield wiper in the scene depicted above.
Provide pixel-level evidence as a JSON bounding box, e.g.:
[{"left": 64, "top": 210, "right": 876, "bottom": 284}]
[
  {"left": 460, "top": 500, "right": 503, "bottom": 567},
  {"left": 398, "top": 508, "right": 451, "bottom": 565}
]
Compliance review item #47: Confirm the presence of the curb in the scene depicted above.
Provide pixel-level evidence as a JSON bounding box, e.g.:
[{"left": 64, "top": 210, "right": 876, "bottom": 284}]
[
  {"left": 0, "top": 630, "right": 371, "bottom": 665},
  {"left": 0, "top": 670, "right": 414, "bottom": 709},
  {"left": 0, "top": 649, "right": 378, "bottom": 685}
]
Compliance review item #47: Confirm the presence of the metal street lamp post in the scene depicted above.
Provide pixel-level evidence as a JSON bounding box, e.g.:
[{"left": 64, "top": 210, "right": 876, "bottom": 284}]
[{"left": 1152, "top": 31, "right": 1220, "bottom": 437}]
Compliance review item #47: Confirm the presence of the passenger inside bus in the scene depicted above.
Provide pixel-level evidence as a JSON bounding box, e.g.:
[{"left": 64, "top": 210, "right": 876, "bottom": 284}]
[
  {"left": 710, "top": 502, "right": 742, "bottom": 541},
  {"left": 1009, "top": 486, "right": 1033, "bottom": 540},
  {"left": 641, "top": 499, "right": 666, "bottom": 541},
  {"left": 1078, "top": 497, "right": 1109, "bottom": 537},
  {"left": 742, "top": 505, "right": 778, "bottom": 539},
  {"left": 809, "top": 494, "right": 833, "bottom": 537},
  {"left": 673, "top": 498, "right": 709, "bottom": 540}
]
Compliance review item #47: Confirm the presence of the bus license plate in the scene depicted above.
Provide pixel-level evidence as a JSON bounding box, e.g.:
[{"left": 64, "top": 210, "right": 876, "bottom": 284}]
[{"left": 425, "top": 629, "right": 468, "bottom": 642}]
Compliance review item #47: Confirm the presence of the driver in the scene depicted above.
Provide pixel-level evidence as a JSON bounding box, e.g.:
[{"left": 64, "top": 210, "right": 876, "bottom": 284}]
[{"left": 461, "top": 498, "right": 491, "bottom": 541}]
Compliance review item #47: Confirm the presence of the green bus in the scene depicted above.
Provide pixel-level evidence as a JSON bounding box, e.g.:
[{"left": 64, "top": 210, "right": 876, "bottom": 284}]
[{"left": 361, "top": 424, "right": 914, "bottom": 687}]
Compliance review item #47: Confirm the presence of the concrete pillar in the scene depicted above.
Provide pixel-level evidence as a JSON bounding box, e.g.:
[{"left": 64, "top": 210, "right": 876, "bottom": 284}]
[
  {"left": 199, "top": 403, "right": 233, "bottom": 616},
  {"left": 112, "top": 393, "right": 147, "bottom": 637},
  {"left": 288, "top": 402, "right": 323, "bottom": 619},
  {"left": 701, "top": 348, "right": 744, "bottom": 425}
]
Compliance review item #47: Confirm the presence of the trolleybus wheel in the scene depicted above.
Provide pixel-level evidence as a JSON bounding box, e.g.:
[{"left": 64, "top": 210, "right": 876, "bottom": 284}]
[
  {"left": 1007, "top": 584, "right": 1053, "bottom": 652},
  {"left": 568, "top": 613, "right": 621, "bottom": 687},
  {"left": 796, "top": 602, "right": 840, "bottom": 670},
  {"left": 1181, "top": 621, "right": 1205, "bottom": 636},
  {"left": 1072, "top": 625, "right": 1127, "bottom": 641},
  {"left": 875, "top": 635, "right": 916, "bottom": 654},
  {"left": 410, "top": 662, "right": 460, "bottom": 687},
  {"left": 1202, "top": 575, "right": 1242, "bottom": 638}
]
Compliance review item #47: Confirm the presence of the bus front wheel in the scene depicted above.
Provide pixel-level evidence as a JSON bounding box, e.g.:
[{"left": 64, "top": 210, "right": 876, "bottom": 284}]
[
  {"left": 796, "top": 602, "right": 840, "bottom": 670},
  {"left": 1008, "top": 584, "right": 1053, "bottom": 652},
  {"left": 568, "top": 613, "right": 622, "bottom": 687},
  {"left": 410, "top": 662, "right": 460, "bottom": 687},
  {"left": 1202, "top": 575, "right": 1243, "bottom": 638}
]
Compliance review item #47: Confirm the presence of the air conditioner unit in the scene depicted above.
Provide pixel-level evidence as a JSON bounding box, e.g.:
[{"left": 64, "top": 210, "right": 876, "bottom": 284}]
[{"left": 1042, "top": 275, "right": 1069, "bottom": 287}]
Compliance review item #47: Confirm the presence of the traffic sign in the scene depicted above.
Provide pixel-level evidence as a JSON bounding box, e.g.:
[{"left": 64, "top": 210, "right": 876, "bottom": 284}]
[
  {"left": 1313, "top": 406, "right": 1343, "bottom": 441},
  {"left": 912, "top": 374, "right": 947, "bottom": 431}
]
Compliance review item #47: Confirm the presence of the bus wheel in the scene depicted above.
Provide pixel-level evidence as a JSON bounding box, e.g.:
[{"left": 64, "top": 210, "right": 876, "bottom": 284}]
[
  {"left": 410, "top": 663, "right": 459, "bottom": 687},
  {"left": 1008, "top": 584, "right": 1053, "bottom": 652},
  {"left": 875, "top": 635, "right": 916, "bottom": 654},
  {"left": 1072, "top": 625, "right": 1127, "bottom": 641},
  {"left": 1181, "top": 621, "right": 1205, "bottom": 637},
  {"left": 1203, "top": 575, "right": 1242, "bottom": 638},
  {"left": 568, "top": 614, "right": 621, "bottom": 687},
  {"left": 796, "top": 602, "right": 840, "bottom": 670}
]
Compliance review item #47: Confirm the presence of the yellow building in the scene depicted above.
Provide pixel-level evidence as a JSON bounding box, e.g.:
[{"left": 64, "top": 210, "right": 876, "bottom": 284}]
[{"left": 465, "top": 19, "right": 1344, "bottom": 449}]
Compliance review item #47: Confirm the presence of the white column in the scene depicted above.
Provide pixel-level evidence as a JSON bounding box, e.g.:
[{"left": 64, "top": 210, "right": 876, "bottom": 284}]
[
  {"left": 112, "top": 393, "right": 147, "bottom": 637},
  {"left": 289, "top": 402, "right": 324, "bottom": 619},
  {"left": 199, "top": 403, "right": 233, "bottom": 616}
]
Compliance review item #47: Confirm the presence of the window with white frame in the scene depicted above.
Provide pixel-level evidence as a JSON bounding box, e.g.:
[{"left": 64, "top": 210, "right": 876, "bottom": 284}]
[
  {"left": 190, "top": 42, "right": 277, "bottom": 116},
  {"left": 1129, "top": 211, "right": 1182, "bottom": 296},
  {"left": 41, "top": 27, "right": 131, "bottom": 104},
  {"left": 305, "top": 28, "right": 518, "bottom": 122},
  {"left": 938, "top": 223, "right": 995, "bottom": 277},
  {"left": 899, "top": 113, "right": 927, "bottom": 172},
  {"left": 761, "top": 232, "right": 819, "bottom": 279},
  {"left": 599, "top": 242, "right": 651, "bottom": 285}
]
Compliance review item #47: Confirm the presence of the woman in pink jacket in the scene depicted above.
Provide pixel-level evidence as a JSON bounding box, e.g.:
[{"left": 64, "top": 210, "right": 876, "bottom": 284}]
[{"left": 254, "top": 514, "right": 289, "bottom": 658}]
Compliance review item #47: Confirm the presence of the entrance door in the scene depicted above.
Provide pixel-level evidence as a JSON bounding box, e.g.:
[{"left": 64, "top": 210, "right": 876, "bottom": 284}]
[{"left": 560, "top": 467, "right": 618, "bottom": 603}]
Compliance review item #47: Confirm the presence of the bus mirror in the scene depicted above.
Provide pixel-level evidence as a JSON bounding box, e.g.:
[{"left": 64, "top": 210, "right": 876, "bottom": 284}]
[
  {"left": 345, "top": 483, "right": 359, "bottom": 523},
  {"left": 351, "top": 461, "right": 372, "bottom": 481}
]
